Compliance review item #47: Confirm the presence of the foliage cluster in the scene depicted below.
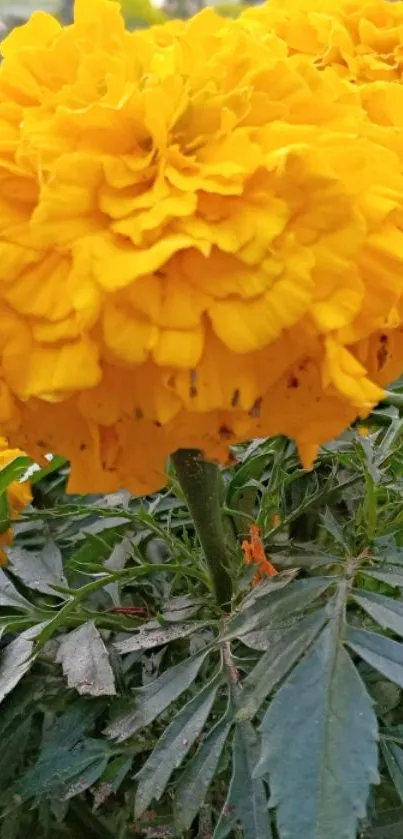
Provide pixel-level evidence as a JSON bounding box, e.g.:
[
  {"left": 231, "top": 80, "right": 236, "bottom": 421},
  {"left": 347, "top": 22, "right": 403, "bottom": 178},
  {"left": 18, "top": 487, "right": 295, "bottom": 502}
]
[{"left": 1, "top": 386, "right": 403, "bottom": 838}]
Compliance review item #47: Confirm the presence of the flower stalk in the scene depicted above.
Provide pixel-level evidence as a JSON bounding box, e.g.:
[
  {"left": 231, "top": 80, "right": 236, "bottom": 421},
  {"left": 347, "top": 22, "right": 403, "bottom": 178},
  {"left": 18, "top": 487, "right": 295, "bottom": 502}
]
[{"left": 172, "top": 448, "right": 233, "bottom": 612}]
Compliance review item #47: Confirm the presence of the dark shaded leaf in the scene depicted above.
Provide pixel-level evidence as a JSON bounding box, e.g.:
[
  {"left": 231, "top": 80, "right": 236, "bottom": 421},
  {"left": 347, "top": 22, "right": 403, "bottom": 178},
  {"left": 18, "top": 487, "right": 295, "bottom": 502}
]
[
  {"left": 174, "top": 714, "right": 232, "bottom": 832},
  {"left": 41, "top": 700, "right": 104, "bottom": 755},
  {"left": 255, "top": 623, "right": 379, "bottom": 839},
  {"left": 214, "top": 721, "right": 271, "bottom": 839},
  {"left": 347, "top": 626, "right": 403, "bottom": 687},
  {"left": 381, "top": 741, "right": 403, "bottom": 802},
  {"left": 0, "top": 569, "right": 31, "bottom": 611},
  {"left": 106, "top": 650, "right": 210, "bottom": 742},
  {"left": 135, "top": 672, "right": 221, "bottom": 817},
  {"left": 15, "top": 739, "right": 111, "bottom": 801},
  {"left": 0, "top": 716, "right": 32, "bottom": 787}
]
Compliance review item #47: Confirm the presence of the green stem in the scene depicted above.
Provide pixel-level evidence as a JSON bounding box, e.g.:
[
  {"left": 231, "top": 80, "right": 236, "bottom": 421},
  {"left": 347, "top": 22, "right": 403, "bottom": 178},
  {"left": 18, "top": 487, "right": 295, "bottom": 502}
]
[
  {"left": 172, "top": 448, "right": 233, "bottom": 612},
  {"left": 384, "top": 390, "right": 403, "bottom": 409}
]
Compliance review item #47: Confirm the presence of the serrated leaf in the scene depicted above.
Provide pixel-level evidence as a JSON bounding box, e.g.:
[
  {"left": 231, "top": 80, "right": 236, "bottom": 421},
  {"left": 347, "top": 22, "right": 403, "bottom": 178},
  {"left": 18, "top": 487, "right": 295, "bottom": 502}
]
[
  {"left": 106, "top": 649, "right": 209, "bottom": 742},
  {"left": 224, "top": 578, "right": 333, "bottom": 641},
  {"left": 0, "top": 569, "right": 31, "bottom": 610},
  {"left": 7, "top": 543, "right": 67, "bottom": 597},
  {"left": 115, "top": 622, "right": 206, "bottom": 654},
  {"left": 174, "top": 713, "right": 232, "bottom": 832},
  {"left": 214, "top": 721, "right": 271, "bottom": 839},
  {"left": 352, "top": 590, "right": 403, "bottom": 638},
  {"left": 0, "top": 716, "right": 32, "bottom": 787},
  {"left": 381, "top": 741, "right": 403, "bottom": 802},
  {"left": 363, "top": 566, "right": 403, "bottom": 588},
  {"left": 237, "top": 609, "right": 327, "bottom": 720},
  {"left": 255, "top": 623, "right": 379, "bottom": 839},
  {"left": 0, "top": 627, "right": 38, "bottom": 704},
  {"left": 347, "top": 626, "right": 403, "bottom": 687},
  {"left": 135, "top": 672, "right": 221, "bottom": 817},
  {"left": 56, "top": 622, "right": 116, "bottom": 697}
]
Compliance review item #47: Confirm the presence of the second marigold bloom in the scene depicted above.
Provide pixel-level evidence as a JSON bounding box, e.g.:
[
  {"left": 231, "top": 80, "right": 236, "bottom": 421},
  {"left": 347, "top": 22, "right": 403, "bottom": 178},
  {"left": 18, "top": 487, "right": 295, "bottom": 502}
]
[{"left": 0, "top": 0, "right": 403, "bottom": 493}]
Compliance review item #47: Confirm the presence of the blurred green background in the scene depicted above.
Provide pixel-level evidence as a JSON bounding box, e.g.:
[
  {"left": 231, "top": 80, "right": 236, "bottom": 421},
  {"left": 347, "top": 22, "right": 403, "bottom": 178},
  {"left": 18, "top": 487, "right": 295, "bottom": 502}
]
[{"left": 0, "top": 0, "right": 261, "bottom": 34}]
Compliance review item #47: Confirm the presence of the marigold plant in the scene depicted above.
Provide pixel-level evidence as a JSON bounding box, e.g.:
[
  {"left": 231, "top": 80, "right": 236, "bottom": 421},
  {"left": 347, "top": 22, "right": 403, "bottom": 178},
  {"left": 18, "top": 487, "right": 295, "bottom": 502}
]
[{"left": 0, "top": 0, "right": 403, "bottom": 494}]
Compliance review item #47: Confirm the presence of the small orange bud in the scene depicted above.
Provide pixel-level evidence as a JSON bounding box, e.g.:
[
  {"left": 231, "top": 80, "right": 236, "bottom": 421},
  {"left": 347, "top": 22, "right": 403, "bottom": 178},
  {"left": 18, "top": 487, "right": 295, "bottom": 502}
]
[{"left": 242, "top": 523, "right": 277, "bottom": 586}]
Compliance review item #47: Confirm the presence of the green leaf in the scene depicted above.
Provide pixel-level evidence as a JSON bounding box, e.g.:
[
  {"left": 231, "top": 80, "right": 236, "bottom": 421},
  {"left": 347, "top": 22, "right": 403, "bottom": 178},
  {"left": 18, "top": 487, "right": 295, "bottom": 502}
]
[
  {"left": 0, "top": 456, "right": 32, "bottom": 494},
  {"left": 64, "top": 757, "right": 110, "bottom": 800},
  {"left": 321, "top": 508, "right": 348, "bottom": 548},
  {"left": 106, "top": 649, "right": 210, "bottom": 742},
  {"left": 95, "top": 755, "right": 133, "bottom": 800},
  {"left": 237, "top": 609, "right": 328, "bottom": 720},
  {"left": 15, "top": 739, "right": 111, "bottom": 802},
  {"left": 214, "top": 721, "right": 271, "bottom": 839},
  {"left": 7, "top": 543, "right": 67, "bottom": 597},
  {"left": 0, "top": 492, "right": 10, "bottom": 535},
  {"left": 69, "top": 527, "right": 130, "bottom": 571},
  {"left": 255, "top": 623, "right": 379, "bottom": 839},
  {"left": 226, "top": 452, "right": 270, "bottom": 507},
  {"left": 56, "top": 621, "right": 116, "bottom": 697},
  {"left": 135, "top": 671, "right": 221, "bottom": 817},
  {"left": 381, "top": 741, "right": 403, "bottom": 802},
  {"left": 27, "top": 454, "right": 67, "bottom": 483},
  {"left": 224, "top": 578, "right": 333, "bottom": 641},
  {"left": 347, "top": 626, "right": 403, "bottom": 687},
  {"left": 174, "top": 713, "right": 232, "bottom": 832},
  {"left": 352, "top": 590, "right": 403, "bottom": 638}
]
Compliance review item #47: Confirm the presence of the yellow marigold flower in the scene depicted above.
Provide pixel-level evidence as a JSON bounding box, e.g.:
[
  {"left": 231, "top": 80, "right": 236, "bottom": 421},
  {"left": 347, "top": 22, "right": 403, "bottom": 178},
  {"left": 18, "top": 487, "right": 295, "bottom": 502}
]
[
  {"left": 0, "top": 0, "right": 403, "bottom": 494},
  {"left": 242, "top": 0, "right": 403, "bottom": 83},
  {"left": 0, "top": 438, "right": 31, "bottom": 565}
]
